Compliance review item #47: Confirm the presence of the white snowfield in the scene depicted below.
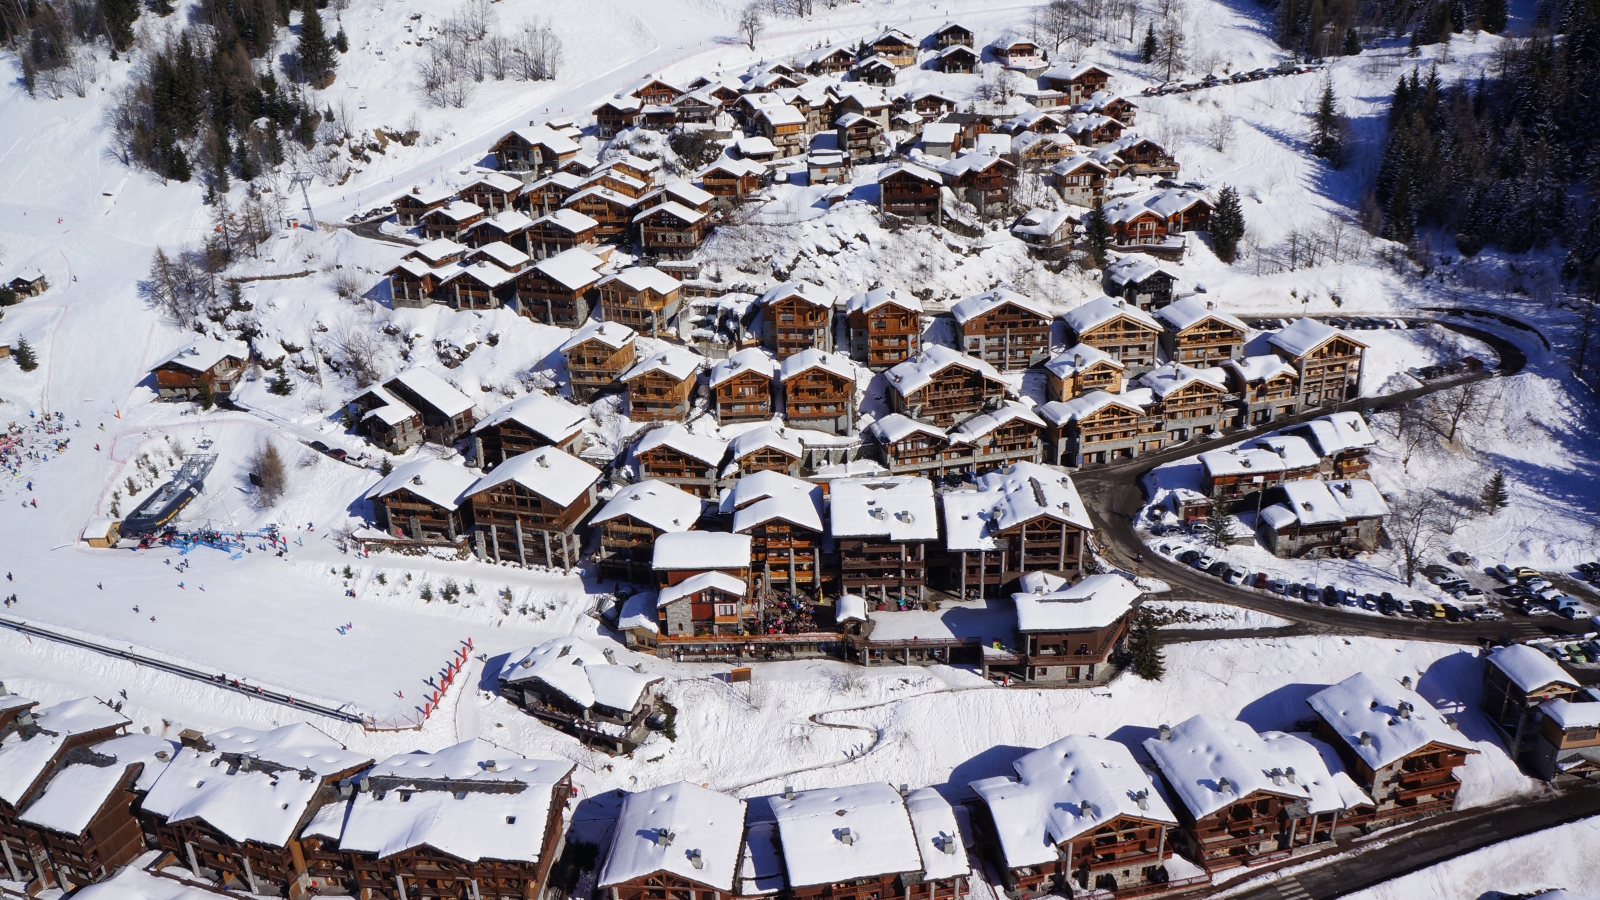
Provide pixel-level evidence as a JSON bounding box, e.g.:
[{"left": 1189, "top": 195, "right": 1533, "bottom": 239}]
[{"left": 1339, "top": 817, "right": 1600, "bottom": 900}]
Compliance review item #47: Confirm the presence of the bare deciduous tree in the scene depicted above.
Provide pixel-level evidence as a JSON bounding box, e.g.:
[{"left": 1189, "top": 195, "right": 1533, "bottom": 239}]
[
  {"left": 1207, "top": 113, "right": 1234, "bottom": 152},
  {"left": 1427, "top": 380, "right": 1497, "bottom": 444},
  {"left": 738, "top": 3, "right": 764, "bottom": 50},
  {"left": 326, "top": 320, "right": 385, "bottom": 386},
  {"left": 1386, "top": 489, "right": 1447, "bottom": 587}
]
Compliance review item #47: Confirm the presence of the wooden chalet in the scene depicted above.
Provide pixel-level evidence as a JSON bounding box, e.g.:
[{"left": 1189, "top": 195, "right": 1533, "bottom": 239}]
[
  {"left": 1106, "top": 137, "right": 1177, "bottom": 176},
  {"left": 517, "top": 247, "right": 604, "bottom": 327},
  {"left": 140, "top": 724, "right": 372, "bottom": 899},
  {"left": 331, "top": 740, "right": 573, "bottom": 899},
  {"left": 1050, "top": 155, "right": 1110, "bottom": 207},
  {"left": 635, "top": 202, "right": 709, "bottom": 261},
  {"left": 465, "top": 448, "right": 600, "bottom": 568},
  {"left": 1040, "top": 65, "right": 1110, "bottom": 102},
  {"left": 631, "top": 426, "right": 728, "bottom": 499},
  {"left": 655, "top": 571, "right": 757, "bottom": 638},
  {"left": 470, "top": 393, "right": 587, "bottom": 468},
  {"left": 465, "top": 210, "right": 536, "bottom": 254},
  {"left": 768, "top": 782, "right": 970, "bottom": 900},
  {"left": 1145, "top": 716, "right": 1368, "bottom": 873},
  {"left": 1138, "top": 363, "right": 1237, "bottom": 442},
  {"left": 728, "top": 471, "right": 827, "bottom": 596},
  {"left": 754, "top": 104, "right": 808, "bottom": 159},
  {"left": 387, "top": 258, "right": 446, "bottom": 308},
  {"left": 1268, "top": 318, "right": 1367, "bottom": 407},
  {"left": 589, "top": 480, "right": 704, "bottom": 582},
  {"left": 1480, "top": 645, "right": 1581, "bottom": 755},
  {"left": 1254, "top": 479, "right": 1389, "bottom": 559},
  {"left": 939, "top": 463, "right": 1091, "bottom": 598},
  {"left": 951, "top": 288, "right": 1052, "bottom": 372},
  {"left": 353, "top": 385, "right": 426, "bottom": 453},
  {"left": 829, "top": 476, "right": 937, "bottom": 605},
  {"left": 709, "top": 349, "right": 777, "bottom": 424},
  {"left": 1063, "top": 296, "right": 1162, "bottom": 372},
  {"left": 878, "top": 163, "right": 944, "bottom": 223},
  {"left": 598, "top": 266, "right": 683, "bottom": 339},
  {"left": 500, "top": 639, "right": 662, "bottom": 752},
  {"left": 1229, "top": 355, "right": 1302, "bottom": 427},
  {"left": 651, "top": 531, "right": 752, "bottom": 590},
  {"left": 759, "top": 282, "right": 835, "bottom": 359},
  {"left": 1308, "top": 673, "right": 1477, "bottom": 824},
  {"left": 932, "top": 21, "right": 975, "bottom": 48},
  {"left": 1102, "top": 256, "right": 1178, "bottom": 310},
  {"left": 629, "top": 76, "right": 684, "bottom": 104},
  {"left": 564, "top": 187, "right": 637, "bottom": 242},
  {"left": 1092, "top": 96, "right": 1139, "bottom": 126},
  {"left": 934, "top": 44, "right": 980, "bottom": 73},
  {"left": 852, "top": 56, "right": 899, "bottom": 86},
  {"left": 1103, "top": 201, "right": 1170, "bottom": 246},
  {"left": 560, "top": 321, "right": 636, "bottom": 402},
  {"left": 460, "top": 173, "right": 524, "bottom": 214},
  {"left": 992, "top": 35, "right": 1042, "bottom": 68},
  {"left": 870, "top": 415, "right": 975, "bottom": 480},
  {"left": 394, "top": 184, "right": 455, "bottom": 226},
  {"left": 383, "top": 367, "right": 478, "bottom": 445},
  {"left": 780, "top": 349, "right": 857, "bottom": 435},
  {"left": 587, "top": 167, "right": 650, "bottom": 199},
  {"left": 527, "top": 209, "right": 599, "bottom": 260},
  {"left": 5, "top": 269, "right": 49, "bottom": 298},
  {"left": 884, "top": 345, "right": 1009, "bottom": 427},
  {"left": 802, "top": 45, "right": 857, "bottom": 75},
  {"left": 941, "top": 154, "right": 1017, "bottom": 215},
  {"left": 1195, "top": 436, "right": 1321, "bottom": 512},
  {"left": 438, "top": 257, "right": 520, "bottom": 311},
  {"left": 522, "top": 172, "right": 586, "bottom": 216},
  {"left": 835, "top": 113, "right": 885, "bottom": 161},
  {"left": 726, "top": 426, "right": 804, "bottom": 479},
  {"left": 622, "top": 346, "right": 703, "bottom": 422},
  {"left": 363, "top": 459, "right": 477, "bottom": 543},
  {"left": 844, "top": 288, "right": 922, "bottom": 371},
  {"left": 946, "top": 402, "right": 1047, "bottom": 475},
  {"left": 490, "top": 124, "right": 580, "bottom": 174},
  {"left": 0, "top": 699, "right": 131, "bottom": 889},
  {"left": 150, "top": 337, "right": 248, "bottom": 402},
  {"left": 1156, "top": 297, "right": 1248, "bottom": 366},
  {"left": 1036, "top": 391, "right": 1163, "bottom": 468},
  {"left": 970, "top": 735, "right": 1180, "bottom": 898},
  {"left": 1044, "top": 344, "right": 1125, "bottom": 401},
  {"left": 699, "top": 158, "right": 764, "bottom": 203},
  {"left": 419, "top": 201, "right": 487, "bottom": 242},
  {"left": 1064, "top": 115, "right": 1123, "bottom": 147},
  {"left": 863, "top": 28, "right": 917, "bottom": 66},
  {"left": 594, "top": 96, "right": 645, "bottom": 138},
  {"left": 1530, "top": 697, "right": 1600, "bottom": 781},
  {"left": 1295, "top": 412, "right": 1379, "bottom": 479},
  {"left": 1010, "top": 206, "right": 1080, "bottom": 250},
  {"left": 598, "top": 782, "right": 760, "bottom": 900}
]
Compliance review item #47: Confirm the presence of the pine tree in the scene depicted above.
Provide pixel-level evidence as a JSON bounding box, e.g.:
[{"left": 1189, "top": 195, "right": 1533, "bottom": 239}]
[
  {"left": 1311, "top": 80, "right": 1345, "bottom": 167},
  {"left": 1084, "top": 205, "right": 1111, "bottom": 267},
  {"left": 1480, "top": 469, "right": 1509, "bottom": 515},
  {"left": 150, "top": 0, "right": 175, "bottom": 15},
  {"left": 1479, "top": 0, "right": 1507, "bottom": 33},
  {"left": 1341, "top": 27, "right": 1361, "bottom": 56},
  {"left": 1205, "top": 501, "right": 1237, "bottom": 549},
  {"left": 335, "top": 27, "right": 348, "bottom": 53},
  {"left": 1127, "top": 613, "right": 1165, "bottom": 681},
  {"left": 1141, "top": 22, "right": 1157, "bottom": 64},
  {"left": 197, "top": 380, "right": 215, "bottom": 409},
  {"left": 13, "top": 337, "right": 38, "bottom": 372},
  {"left": 237, "top": 136, "right": 258, "bottom": 182},
  {"left": 379, "top": 455, "right": 394, "bottom": 476},
  {"left": 1211, "top": 185, "right": 1246, "bottom": 263},
  {"left": 168, "top": 141, "right": 192, "bottom": 183},
  {"left": 297, "top": 0, "right": 337, "bottom": 85}
]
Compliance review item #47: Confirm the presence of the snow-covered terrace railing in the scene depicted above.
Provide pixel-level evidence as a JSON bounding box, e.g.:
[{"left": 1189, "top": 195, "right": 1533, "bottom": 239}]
[{"left": 657, "top": 633, "right": 843, "bottom": 645}]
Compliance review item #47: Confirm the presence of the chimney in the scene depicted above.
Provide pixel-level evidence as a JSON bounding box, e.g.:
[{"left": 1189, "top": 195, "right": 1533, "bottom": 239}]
[
  {"left": 602, "top": 648, "right": 617, "bottom": 665},
  {"left": 690, "top": 849, "right": 703, "bottom": 869},
  {"left": 1135, "top": 790, "right": 1149, "bottom": 811},
  {"left": 1269, "top": 768, "right": 1284, "bottom": 786},
  {"left": 1400, "top": 675, "right": 1413, "bottom": 689},
  {"left": 1157, "top": 724, "right": 1172, "bottom": 741},
  {"left": 1216, "top": 777, "right": 1231, "bottom": 794},
  {"left": 838, "top": 828, "right": 854, "bottom": 845},
  {"left": 413, "top": 475, "right": 425, "bottom": 485},
  {"left": 659, "top": 829, "right": 675, "bottom": 847},
  {"left": 537, "top": 454, "right": 549, "bottom": 467},
  {"left": 1078, "top": 799, "right": 1092, "bottom": 816},
  {"left": 485, "top": 760, "right": 503, "bottom": 773},
  {"left": 1398, "top": 702, "right": 1413, "bottom": 720},
  {"left": 1359, "top": 732, "right": 1373, "bottom": 747},
  {"left": 1445, "top": 715, "right": 1460, "bottom": 731},
  {"left": 784, "top": 785, "right": 796, "bottom": 800},
  {"left": 1285, "top": 767, "right": 1297, "bottom": 784}
]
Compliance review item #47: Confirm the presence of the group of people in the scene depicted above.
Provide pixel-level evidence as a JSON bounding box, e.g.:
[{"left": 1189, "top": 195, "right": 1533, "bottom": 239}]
[
  {"left": 760, "top": 596, "right": 820, "bottom": 635},
  {"left": 2, "top": 412, "right": 76, "bottom": 487}
]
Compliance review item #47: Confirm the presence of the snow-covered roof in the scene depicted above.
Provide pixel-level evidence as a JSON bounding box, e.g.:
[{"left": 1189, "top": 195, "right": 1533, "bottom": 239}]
[
  {"left": 1198, "top": 445, "right": 1289, "bottom": 479},
  {"left": 339, "top": 739, "right": 572, "bottom": 863},
  {"left": 758, "top": 281, "right": 833, "bottom": 310},
  {"left": 386, "top": 367, "right": 475, "bottom": 418},
  {"left": 1306, "top": 673, "right": 1477, "bottom": 771},
  {"left": 1011, "top": 207, "right": 1076, "bottom": 238},
  {"left": 1488, "top": 645, "right": 1580, "bottom": 693},
  {"left": 1266, "top": 479, "right": 1390, "bottom": 528},
  {"left": 1154, "top": 296, "right": 1247, "bottom": 334},
  {"left": 870, "top": 413, "right": 946, "bottom": 445},
  {"left": 969, "top": 735, "right": 1176, "bottom": 869},
  {"left": 921, "top": 123, "right": 962, "bottom": 146},
  {"left": 728, "top": 424, "right": 804, "bottom": 461},
  {"left": 473, "top": 393, "right": 588, "bottom": 443},
  {"left": 1035, "top": 388, "right": 1153, "bottom": 425},
  {"left": 659, "top": 571, "right": 748, "bottom": 607},
  {"left": 779, "top": 348, "right": 855, "bottom": 382},
  {"left": 903, "top": 788, "right": 969, "bottom": 881},
  {"left": 730, "top": 470, "right": 824, "bottom": 533},
  {"left": 1229, "top": 354, "right": 1297, "bottom": 384},
  {"left": 480, "top": 209, "right": 536, "bottom": 233},
  {"left": 737, "top": 136, "right": 779, "bottom": 157},
  {"left": 635, "top": 424, "right": 728, "bottom": 466},
  {"left": 432, "top": 200, "right": 485, "bottom": 224},
  {"left": 950, "top": 288, "right": 1050, "bottom": 325},
  {"left": 408, "top": 238, "right": 469, "bottom": 265},
  {"left": 633, "top": 200, "right": 708, "bottom": 226},
  {"left": 1012, "top": 573, "right": 1140, "bottom": 633},
  {"left": 560, "top": 320, "right": 636, "bottom": 352},
  {"left": 1540, "top": 698, "right": 1600, "bottom": 730},
  {"left": 1136, "top": 363, "right": 1229, "bottom": 399},
  {"left": 942, "top": 463, "right": 1092, "bottom": 551},
  {"left": 885, "top": 344, "right": 1005, "bottom": 396},
  {"left": 879, "top": 161, "right": 945, "bottom": 185},
  {"left": 768, "top": 783, "right": 923, "bottom": 887},
  {"left": 700, "top": 156, "right": 766, "bottom": 178},
  {"left": 0, "top": 698, "right": 128, "bottom": 807},
  {"left": 622, "top": 345, "right": 704, "bottom": 383},
  {"left": 835, "top": 594, "right": 868, "bottom": 623},
  {"left": 653, "top": 532, "right": 752, "bottom": 571},
  {"left": 471, "top": 242, "right": 531, "bottom": 272},
  {"left": 1252, "top": 436, "right": 1321, "bottom": 470},
  {"left": 1049, "top": 154, "right": 1111, "bottom": 177},
  {"left": 533, "top": 247, "right": 607, "bottom": 291},
  {"left": 845, "top": 287, "right": 920, "bottom": 315},
  {"left": 505, "top": 124, "right": 581, "bottom": 155},
  {"left": 141, "top": 724, "right": 370, "bottom": 847},
  {"left": 1063, "top": 295, "right": 1161, "bottom": 335},
  {"left": 949, "top": 402, "right": 1046, "bottom": 444},
  {"left": 1065, "top": 115, "right": 1118, "bottom": 137},
  {"left": 1268, "top": 317, "right": 1366, "bottom": 357},
  {"left": 591, "top": 480, "right": 703, "bottom": 533},
  {"left": 1301, "top": 412, "right": 1378, "bottom": 456},
  {"left": 466, "top": 447, "right": 602, "bottom": 507},
  {"left": 403, "top": 184, "right": 455, "bottom": 206},
  {"left": 599, "top": 782, "right": 748, "bottom": 891},
  {"left": 642, "top": 181, "right": 715, "bottom": 210},
  {"left": 1044, "top": 343, "right": 1124, "bottom": 378},
  {"left": 709, "top": 348, "right": 777, "bottom": 388},
  {"left": 18, "top": 734, "right": 176, "bottom": 835},
  {"left": 500, "top": 638, "right": 659, "bottom": 712},
  {"left": 532, "top": 208, "right": 599, "bottom": 234},
  {"left": 363, "top": 402, "right": 418, "bottom": 427},
  {"left": 599, "top": 266, "right": 683, "bottom": 296},
  {"left": 618, "top": 592, "right": 660, "bottom": 634},
  {"left": 828, "top": 476, "right": 938, "bottom": 541},
  {"left": 363, "top": 458, "right": 478, "bottom": 508},
  {"left": 153, "top": 337, "right": 249, "bottom": 374},
  {"left": 1104, "top": 255, "right": 1177, "bottom": 287},
  {"left": 468, "top": 172, "right": 524, "bottom": 194},
  {"left": 1143, "top": 716, "right": 1363, "bottom": 821}
]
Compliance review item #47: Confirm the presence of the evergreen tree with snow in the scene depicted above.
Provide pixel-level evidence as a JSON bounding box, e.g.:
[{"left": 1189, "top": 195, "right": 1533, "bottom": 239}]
[
  {"left": 1141, "top": 22, "right": 1157, "bottom": 64},
  {"left": 1479, "top": 0, "right": 1507, "bottom": 33},
  {"left": 13, "top": 337, "right": 37, "bottom": 372},
  {"left": 297, "top": 0, "right": 337, "bottom": 86},
  {"left": 335, "top": 26, "right": 348, "bottom": 53},
  {"left": 1480, "top": 469, "right": 1509, "bottom": 515},
  {"left": 1127, "top": 613, "right": 1165, "bottom": 681},
  {"left": 1311, "top": 80, "right": 1345, "bottom": 167},
  {"left": 1211, "top": 185, "right": 1246, "bottom": 263},
  {"left": 197, "top": 380, "right": 215, "bottom": 410},
  {"left": 1084, "top": 205, "right": 1111, "bottom": 267}
]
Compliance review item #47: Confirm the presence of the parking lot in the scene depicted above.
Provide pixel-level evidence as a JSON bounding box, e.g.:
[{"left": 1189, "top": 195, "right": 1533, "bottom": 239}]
[{"left": 1243, "top": 316, "right": 1416, "bottom": 333}]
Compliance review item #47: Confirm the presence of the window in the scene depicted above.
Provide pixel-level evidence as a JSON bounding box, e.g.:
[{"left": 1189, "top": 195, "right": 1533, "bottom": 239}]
[{"left": 715, "top": 603, "right": 737, "bottom": 617}]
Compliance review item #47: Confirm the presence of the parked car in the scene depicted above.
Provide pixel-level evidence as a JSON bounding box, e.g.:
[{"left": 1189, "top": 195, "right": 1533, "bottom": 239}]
[
  {"left": 1527, "top": 603, "right": 1555, "bottom": 617},
  {"left": 1340, "top": 592, "right": 1359, "bottom": 608},
  {"left": 310, "top": 441, "right": 330, "bottom": 454},
  {"left": 1493, "top": 564, "right": 1517, "bottom": 583},
  {"left": 1425, "top": 602, "right": 1448, "bottom": 619},
  {"left": 1448, "top": 551, "right": 1476, "bottom": 566},
  {"left": 1442, "top": 603, "right": 1462, "bottom": 622},
  {"left": 327, "top": 448, "right": 348, "bottom": 461},
  {"left": 1577, "top": 562, "right": 1600, "bottom": 580},
  {"left": 1286, "top": 583, "right": 1302, "bottom": 599},
  {"left": 1558, "top": 603, "right": 1594, "bottom": 620},
  {"left": 1438, "top": 579, "right": 1471, "bottom": 593},
  {"left": 1526, "top": 577, "right": 1551, "bottom": 592},
  {"left": 1178, "top": 550, "right": 1201, "bottom": 564},
  {"left": 1423, "top": 564, "right": 1453, "bottom": 578},
  {"left": 1513, "top": 566, "right": 1541, "bottom": 581},
  {"left": 1271, "top": 580, "right": 1288, "bottom": 595},
  {"left": 1409, "top": 600, "right": 1430, "bottom": 618},
  {"left": 1378, "top": 596, "right": 1399, "bottom": 616},
  {"left": 1506, "top": 584, "right": 1533, "bottom": 598},
  {"left": 1252, "top": 573, "right": 1271, "bottom": 588},
  {"left": 1361, "top": 593, "right": 1379, "bottom": 611},
  {"left": 1158, "top": 544, "right": 1175, "bottom": 556},
  {"left": 1206, "top": 560, "right": 1229, "bottom": 577},
  {"left": 1473, "top": 606, "right": 1503, "bottom": 621}
]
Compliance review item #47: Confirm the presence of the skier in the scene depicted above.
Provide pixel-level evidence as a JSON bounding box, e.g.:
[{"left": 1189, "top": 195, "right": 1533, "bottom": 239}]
[{"left": 97, "top": 583, "right": 102, "bottom": 590}]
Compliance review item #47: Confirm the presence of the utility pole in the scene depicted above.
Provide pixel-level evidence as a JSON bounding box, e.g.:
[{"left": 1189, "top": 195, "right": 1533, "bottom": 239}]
[{"left": 288, "top": 172, "right": 318, "bottom": 231}]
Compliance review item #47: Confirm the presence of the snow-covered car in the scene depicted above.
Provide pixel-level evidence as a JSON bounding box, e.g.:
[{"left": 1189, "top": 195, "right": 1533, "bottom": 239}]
[
  {"left": 1451, "top": 587, "right": 1485, "bottom": 601},
  {"left": 1270, "top": 580, "right": 1288, "bottom": 595}
]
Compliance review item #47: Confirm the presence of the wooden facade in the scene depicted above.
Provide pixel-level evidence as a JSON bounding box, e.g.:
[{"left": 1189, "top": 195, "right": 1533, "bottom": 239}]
[
  {"left": 710, "top": 353, "right": 775, "bottom": 425},
  {"left": 1161, "top": 315, "right": 1246, "bottom": 367},
  {"left": 371, "top": 485, "right": 469, "bottom": 543},
  {"left": 951, "top": 515, "right": 1086, "bottom": 598},
  {"left": 887, "top": 351, "right": 1009, "bottom": 427},
  {"left": 466, "top": 457, "right": 598, "bottom": 568},
  {"left": 560, "top": 325, "right": 635, "bottom": 402},
  {"left": 762, "top": 288, "right": 834, "bottom": 360},
  {"left": 1067, "top": 311, "right": 1161, "bottom": 370},
  {"left": 635, "top": 203, "right": 709, "bottom": 261},
  {"left": 846, "top": 294, "right": 921, "bottom": 370},
  {"left": 781, "top": 355, "right": 856, "bottom": 435},
  {"left": 879, "top": 166, "right": 943, "bottom": 222},
  {"left": 152, "top": 351, "right": 247, "bottom": 402},
  {"left": 958, "top": 299, "right": 1051, "bottom": 372}
]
